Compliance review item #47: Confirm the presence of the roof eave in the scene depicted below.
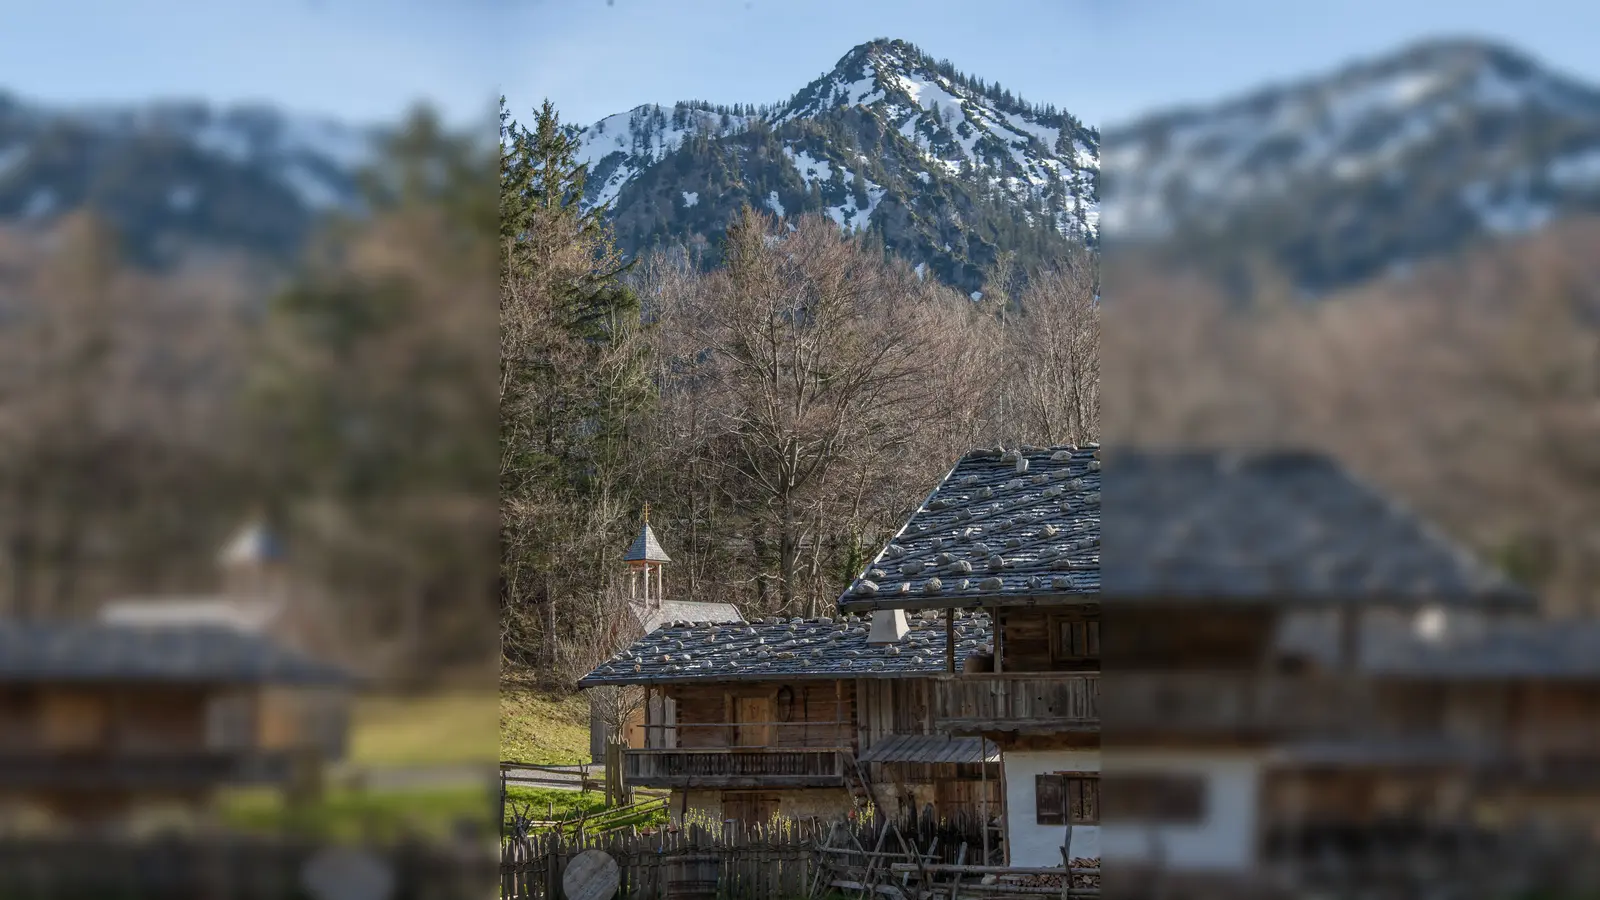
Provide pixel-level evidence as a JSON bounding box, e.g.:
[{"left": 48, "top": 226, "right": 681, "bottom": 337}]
[
  {"left": 579, "top": 669, "right": 958, "bottom": 688},
  {"left": 838, "top": 592, "right": 1098, "bottom": 612},
  {"left": 838, "top": 586, "right": 1535, "bottom": 614}
]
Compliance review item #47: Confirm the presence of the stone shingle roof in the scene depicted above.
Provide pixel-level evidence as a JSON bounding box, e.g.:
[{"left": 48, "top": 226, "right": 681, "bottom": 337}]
[
  {"left": 0, "top": 622, "right": 351, "bottom": 685},
  {"left": 1279, "top": 613, "right": 1600, "bottom": 679},
  {"left": 623, "top": 522, "right": 671, "bottom": 563},
  {"left": 859, "top": 733, "right": 999, "bottom": 765},
  {"left": 1103, "top": 449, "right": 1532, "bottom": 608},
  {"left": 634, "top": 600, "right": 745, "bottom": 634},
  {"left": 838, "top": 446, "right": 1100, "bottom": 612},
  {"left": 578, "top": 610, "right": 992, "bottom": 686}
]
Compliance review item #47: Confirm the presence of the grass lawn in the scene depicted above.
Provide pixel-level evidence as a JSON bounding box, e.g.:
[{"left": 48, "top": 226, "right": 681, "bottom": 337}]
[
  {"left": 348, "top": 690, "right": 500, "bottom": 768},
  {"left": 504, "top": 786, "right": 667, "bottom": 832},
  {"left": 504, "top": 785, "right": 606, "bottom": 820},
  {"left": 500, "top": 687, "right": 591, "bottom": 765},
  {"left": 219, "top": 784, "right": 495, "bottom": 841}
]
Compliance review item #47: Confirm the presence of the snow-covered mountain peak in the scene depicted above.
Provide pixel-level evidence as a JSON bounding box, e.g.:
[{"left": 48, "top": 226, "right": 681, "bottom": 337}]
[{"left": 565, "top": 38, "right": 1099, "bottom": 279}]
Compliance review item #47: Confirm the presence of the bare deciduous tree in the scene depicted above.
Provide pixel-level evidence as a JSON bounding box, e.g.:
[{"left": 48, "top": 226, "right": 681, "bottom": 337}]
[{"left": 660, "top": 208, "right": 965, "bottom": 615}]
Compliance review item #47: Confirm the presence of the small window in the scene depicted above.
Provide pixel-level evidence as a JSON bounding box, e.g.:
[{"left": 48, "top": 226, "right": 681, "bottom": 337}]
[
  {"left": 1102, "top": 773, "right": 1206, "bottom": 824},
  {"left": 1036, "top": 772, "right": 1099, "bottom": 825},
  {"left": 1051, "top": 614, "right": 1100, "bottom": 668}
]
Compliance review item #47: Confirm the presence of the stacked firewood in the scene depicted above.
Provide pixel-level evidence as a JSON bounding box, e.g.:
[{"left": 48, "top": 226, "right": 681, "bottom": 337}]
[{"left": 997, "top": 859, "right": 1100, "bottom": 891}]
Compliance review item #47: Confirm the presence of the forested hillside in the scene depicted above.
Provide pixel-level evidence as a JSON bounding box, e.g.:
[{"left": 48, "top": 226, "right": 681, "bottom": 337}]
[{"left": 500, "top": 99, "right": 1099, "bottom": 686}]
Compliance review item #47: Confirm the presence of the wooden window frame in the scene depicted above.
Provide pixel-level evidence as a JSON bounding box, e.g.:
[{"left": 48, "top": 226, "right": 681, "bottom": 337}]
[
  {"left": 1048, "top": 611, "right": 1101, "bottom": 671},
  {"left": 1036, "top": 771, "right": 1099, "bottom": 826}
]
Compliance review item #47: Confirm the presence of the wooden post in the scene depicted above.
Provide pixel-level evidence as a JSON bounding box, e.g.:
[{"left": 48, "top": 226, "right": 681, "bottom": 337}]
[
  {"left": 980, "top": 735, "right": 990, "bottom": 866},
  {"left": 1338, "top": 606, "right": 1360, "bottom": 672},
  {"left": 993, "top": 607, "right": 1004, "bottom": 674},
  {"left": 643, "top": 684, "right": 653, "bottom": 749},
  {"left": 946, "top": 608, "right": 956, "bottom": 673},
  {"left": 835, "top": 680, "right": 845, "bottom": 751},
  {"left": 998, "top": 743, "right": 1010, "bottom": 866}
]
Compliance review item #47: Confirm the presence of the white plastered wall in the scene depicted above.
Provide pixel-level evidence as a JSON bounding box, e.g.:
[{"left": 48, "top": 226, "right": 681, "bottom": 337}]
[{"left": 1003, "top": 748, "right": 1102, "bottom": 866}]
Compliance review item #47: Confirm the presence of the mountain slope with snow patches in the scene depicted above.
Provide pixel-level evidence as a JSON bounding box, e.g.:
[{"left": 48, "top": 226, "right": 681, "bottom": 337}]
[{"left": 1105, "top": 38, "right": 1600, "bottom": 291}]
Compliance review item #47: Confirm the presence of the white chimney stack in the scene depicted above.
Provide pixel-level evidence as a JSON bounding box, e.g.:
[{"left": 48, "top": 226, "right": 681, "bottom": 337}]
[{"left": 867, "top": 609, "right": 910, "bottom": 645}]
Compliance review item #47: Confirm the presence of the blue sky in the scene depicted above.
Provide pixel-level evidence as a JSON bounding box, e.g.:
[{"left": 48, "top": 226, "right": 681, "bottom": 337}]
[
  {"left": 0, "top": 0, "right": 502, "bottom": 125},
  {"left": 5, "top": 1, "right": 1600, "bottom": 128},
  {"left": 518, "top": 0, "right": 1600, "bottom": 129}
]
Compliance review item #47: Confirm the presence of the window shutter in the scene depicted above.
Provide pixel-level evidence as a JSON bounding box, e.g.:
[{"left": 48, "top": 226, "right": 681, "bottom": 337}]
[
  {"left": 1068, "top": 775, "right": 1100, "bottom": 825},
  {"left": 1036, "top": 774, "right": 1065, "bottom": 825}
]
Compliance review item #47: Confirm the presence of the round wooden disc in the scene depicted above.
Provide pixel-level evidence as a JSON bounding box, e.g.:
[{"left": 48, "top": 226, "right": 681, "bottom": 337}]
[{"left": 563, "top": 848, "right": 621, "bottom": 900}]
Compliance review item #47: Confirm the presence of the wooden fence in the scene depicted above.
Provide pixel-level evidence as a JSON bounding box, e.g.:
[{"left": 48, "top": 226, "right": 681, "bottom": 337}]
[
  {"left": 502, "top": 813, "right": 1100, "bottom": 899},
  {"left": 503, "top": 818, "right": 821, "bottom": 899}
]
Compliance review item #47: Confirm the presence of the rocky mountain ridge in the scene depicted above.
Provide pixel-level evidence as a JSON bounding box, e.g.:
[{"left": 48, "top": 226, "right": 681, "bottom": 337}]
[{"left": 566, "top": 38, "right": 1100, "bottom": 292}]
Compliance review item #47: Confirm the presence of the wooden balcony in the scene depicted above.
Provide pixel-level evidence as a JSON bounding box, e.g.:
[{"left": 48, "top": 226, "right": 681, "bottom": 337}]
[
  {"left": 622, "top": 748, "right": 845, "bottom": 789},
  {"left": 932, "top": 673, "right": 1100, "bottom": 735},
  {"left": 0, "top": 751, "right": 294, "bottom": 789},
  {"left": 1103, "top": 673, "right": 1377, "bottom": 739}
]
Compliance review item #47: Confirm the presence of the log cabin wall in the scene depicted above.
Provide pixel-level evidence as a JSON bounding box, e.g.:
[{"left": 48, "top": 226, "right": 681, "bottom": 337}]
[
  {"left": 4, "top": 685, "right": 214, "bottom": 753},
  {"left": 850, "top": 677, "right": 937, "bottom": 749},
  {"left": 1102, "top": 607, "right": 1278, "bottom": 670},
  {"left": 1511, "top": 683, "right": 1600, "bottom": 757},
  {"left": 879, "top": 761, "right": 1002, "bottom": 820},
  {"left": 999, "top": 608, "right": 1102, "bottom": 672},
  {"left": 662, "top": 680, "right": 856, "bottom": 750}
]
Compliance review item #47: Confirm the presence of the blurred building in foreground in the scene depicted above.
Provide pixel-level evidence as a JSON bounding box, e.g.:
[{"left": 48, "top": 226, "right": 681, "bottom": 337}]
[
  {"left": 0, "top": 519, "right": 352, "bottom": 834},
  {"left": 1099, "top": 448, "right": 1537, "bottom": 897},
  {"left": 836, "top": 444, "right": 1563, "bottom": 897},
  {"left": 1272, "top": 611, "right": 1600, "bottom": 846},
  {"left": 0, "top": 619, "right": 349, "bottom": 832},
  {"left": 100, "top": 520, "right": 341, "bottom": 663}
]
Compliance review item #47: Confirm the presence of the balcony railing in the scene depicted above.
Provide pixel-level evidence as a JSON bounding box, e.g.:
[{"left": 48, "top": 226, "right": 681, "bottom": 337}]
[
  {"left": 1102, "top": 673, "right": 1378, "bottom": 738},
  {"left": 623, "top": 748, "right": 845, "bottom": 789},
  {"left": 931, "top": 672, "right": 1389, "bottom": 738},
  {"left": 933, "top": 674, "right": 1099, "bottom": 734}
]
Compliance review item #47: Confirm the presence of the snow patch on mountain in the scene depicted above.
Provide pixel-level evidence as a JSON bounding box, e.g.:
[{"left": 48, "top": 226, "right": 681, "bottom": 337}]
[{"left": 574, "top": 103, "right": 759, "bottom": 211}]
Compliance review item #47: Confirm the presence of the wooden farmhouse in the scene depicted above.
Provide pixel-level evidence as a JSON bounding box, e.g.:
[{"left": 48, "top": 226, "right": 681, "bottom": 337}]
[
  {"left": 583, "top": 444, "right": 1544, "bottom": 884},
  {"left": 838, "top": 445, "right": 1533, "bottom": 883},
  {"left": 0, "top": 619, "right": 351, "bottom": 831},
  {"left": 838, "top": 445, "right": 1103, "bottom": 867},
  {"left": 578, "top": 607, "right": 1000, "bottom": 827}
]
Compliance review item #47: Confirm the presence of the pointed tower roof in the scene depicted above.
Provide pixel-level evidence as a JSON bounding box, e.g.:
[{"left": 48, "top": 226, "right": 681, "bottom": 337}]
[{"left": 623, "top": 504, "right": 671, "bottom": 564}]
